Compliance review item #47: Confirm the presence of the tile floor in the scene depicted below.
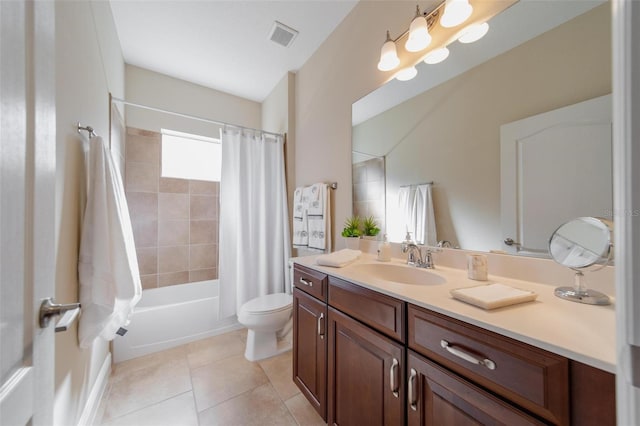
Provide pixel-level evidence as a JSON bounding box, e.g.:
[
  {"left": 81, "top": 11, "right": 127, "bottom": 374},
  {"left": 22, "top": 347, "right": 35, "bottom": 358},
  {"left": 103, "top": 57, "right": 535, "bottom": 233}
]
[{"left": 96, "top": 329, "right": 325, "bottom": 426}]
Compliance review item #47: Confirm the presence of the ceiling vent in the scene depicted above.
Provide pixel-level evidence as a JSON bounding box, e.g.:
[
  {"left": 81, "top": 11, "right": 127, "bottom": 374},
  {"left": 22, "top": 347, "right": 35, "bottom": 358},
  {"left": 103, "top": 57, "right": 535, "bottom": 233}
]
[{"left": 269, "top": 21, "right": 299, "bottom": 48}]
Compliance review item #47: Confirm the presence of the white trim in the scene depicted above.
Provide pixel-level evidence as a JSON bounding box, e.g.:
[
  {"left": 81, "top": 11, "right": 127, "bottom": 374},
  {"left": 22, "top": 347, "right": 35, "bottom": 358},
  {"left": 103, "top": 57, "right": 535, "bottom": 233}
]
[
  {"left": 613, "top": 0, "right": 640, "bottom": 424},
  {"left": 77, "top": 353, "right": 111, "bottom": 426}
]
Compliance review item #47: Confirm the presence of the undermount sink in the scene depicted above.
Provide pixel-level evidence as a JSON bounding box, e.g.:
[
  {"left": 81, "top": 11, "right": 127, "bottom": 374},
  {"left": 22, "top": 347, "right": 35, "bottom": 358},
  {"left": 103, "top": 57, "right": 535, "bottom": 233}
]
[{"left": 349, "top": 263, "right": 446, "bottom": 286}]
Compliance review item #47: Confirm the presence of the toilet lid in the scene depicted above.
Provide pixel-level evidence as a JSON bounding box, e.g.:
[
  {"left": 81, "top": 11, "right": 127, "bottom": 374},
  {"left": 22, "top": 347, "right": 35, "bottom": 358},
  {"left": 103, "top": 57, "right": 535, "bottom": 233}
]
[{"left": 241, "top": 293, "right": 292, "bottom": 315}]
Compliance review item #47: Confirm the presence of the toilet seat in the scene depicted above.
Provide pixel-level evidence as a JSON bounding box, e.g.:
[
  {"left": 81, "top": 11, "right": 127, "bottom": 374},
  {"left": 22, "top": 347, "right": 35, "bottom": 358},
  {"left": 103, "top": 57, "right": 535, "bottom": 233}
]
[{"left": 240, "top": 293, "right": 292, "bottom": 315}]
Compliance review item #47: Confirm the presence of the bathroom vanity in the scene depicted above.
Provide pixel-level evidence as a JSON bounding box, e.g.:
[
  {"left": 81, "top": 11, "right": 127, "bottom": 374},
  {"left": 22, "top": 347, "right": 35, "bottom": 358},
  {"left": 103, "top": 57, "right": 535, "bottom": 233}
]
[{"left": 291, "top": 255, "right": 615, "bottom": 426}]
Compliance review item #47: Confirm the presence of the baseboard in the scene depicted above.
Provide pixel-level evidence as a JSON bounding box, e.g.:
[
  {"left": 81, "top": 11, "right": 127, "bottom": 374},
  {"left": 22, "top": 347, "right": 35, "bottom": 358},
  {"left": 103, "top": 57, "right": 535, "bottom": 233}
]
[{"left": 77, "top": 352, "right": 111, "bottom": 426}]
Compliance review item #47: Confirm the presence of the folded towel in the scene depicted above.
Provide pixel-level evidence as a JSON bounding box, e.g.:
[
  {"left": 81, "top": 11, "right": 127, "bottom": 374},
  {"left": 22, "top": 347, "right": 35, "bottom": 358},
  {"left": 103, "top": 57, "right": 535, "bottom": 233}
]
[
  {"left": 293, "top": 212, "right": 308, "bottom": 247},
  {"left": 450, "top": 283, "right": 537, "bottom": 310},
  {"left": 307, "top": 182, "right": 324, "bottom": 216},
  {"left": 308, "top": 184, "right": 330, "bottom": 250},
  {"left": 316, "top": 249, "right": 362, "bottom": 268},
  {"left": 293, "top": 187, "right": 304, "bottom": 219}
]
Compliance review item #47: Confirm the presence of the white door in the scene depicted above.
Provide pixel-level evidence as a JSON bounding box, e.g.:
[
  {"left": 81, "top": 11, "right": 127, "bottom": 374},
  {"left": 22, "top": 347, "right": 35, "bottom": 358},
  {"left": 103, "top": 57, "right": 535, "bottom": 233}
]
[{"left": 0, "top": 1, "right": 56, "bottom": 425}]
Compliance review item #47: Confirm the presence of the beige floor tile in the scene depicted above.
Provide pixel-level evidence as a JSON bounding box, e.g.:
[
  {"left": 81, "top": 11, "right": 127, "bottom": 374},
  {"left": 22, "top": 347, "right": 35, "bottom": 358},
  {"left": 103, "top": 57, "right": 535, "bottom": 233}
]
[
  {"left": 259, "top": 351, "right": 300, "bottom": 401},
  {"left": 101, "top": 391, "right": 198, "bottom": 426},
  {"left": 198, "top": 383, "right": 297, "bottom": 426},
  {"left": 111, "top": 344, "right": 188, "bottom": 379},
  {"left": 191, "top": 354, "right": 269, "bottom": 412},
  {"left": 232, "top": 327, "right": 248, "bottom": 343},
  {"left": 104, "top": 356, "right": 192, "bottom": 420},
  {"left": 285, "top": 393, "right": 325, "bottom": 426},
  {"left": 186, "top": 332, "right": 246, "bottom": 369}
]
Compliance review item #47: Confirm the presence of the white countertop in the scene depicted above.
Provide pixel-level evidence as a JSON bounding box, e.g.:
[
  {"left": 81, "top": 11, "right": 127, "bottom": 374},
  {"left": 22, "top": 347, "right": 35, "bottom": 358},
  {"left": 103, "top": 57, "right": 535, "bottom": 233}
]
[{"left": 293, "top": 253, "right": 616, "bottom": 373}]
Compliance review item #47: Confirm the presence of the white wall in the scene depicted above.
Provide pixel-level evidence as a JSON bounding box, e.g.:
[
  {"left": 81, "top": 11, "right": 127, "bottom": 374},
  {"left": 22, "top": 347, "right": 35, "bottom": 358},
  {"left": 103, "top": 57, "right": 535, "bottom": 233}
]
[
  {"left": 54, "top": 1, "right": 124, "bottom": 424},
  {"left": 125, "top": 65, "right": 261, "bottom": 137}
]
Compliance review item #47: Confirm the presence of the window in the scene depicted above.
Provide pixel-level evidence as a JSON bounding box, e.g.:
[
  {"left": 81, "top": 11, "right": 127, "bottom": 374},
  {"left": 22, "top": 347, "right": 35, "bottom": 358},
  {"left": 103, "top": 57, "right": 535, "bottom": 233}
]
[{"left": 161, "top": 129, "right": 221, "bottom": 182}]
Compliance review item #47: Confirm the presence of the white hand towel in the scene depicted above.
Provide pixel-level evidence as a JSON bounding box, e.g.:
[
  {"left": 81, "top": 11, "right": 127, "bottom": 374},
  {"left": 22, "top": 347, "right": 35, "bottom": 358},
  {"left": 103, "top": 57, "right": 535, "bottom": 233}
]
[
  {"left": 308, "top": 183, "right": 331, "bottom": 251},
  {"left": 293, "top": 187, "right": 304, "bottom": 220},
  {"left": 78, "top": 137, "right": 142, "bottom": 348},
  {"left": 450, "top": 283, "right": 537, "bottom": 310},
  {"left": 414, "top": 184, "right": 437, "bottom": 246},
  {"left": 307, "top": 182, "right": 324, "bottom": 215},
  {"left": 316, "top": 249, "right": 361, "bottom": 268},
  {"left": 398, "top": 186, "right": 416, "bottom": 239}
]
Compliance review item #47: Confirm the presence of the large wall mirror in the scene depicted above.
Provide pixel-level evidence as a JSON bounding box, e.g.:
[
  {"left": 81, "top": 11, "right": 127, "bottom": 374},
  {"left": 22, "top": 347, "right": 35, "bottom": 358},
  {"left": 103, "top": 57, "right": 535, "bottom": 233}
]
[{"left": 351, "top": 0, "right": 612, "bottom": 257}]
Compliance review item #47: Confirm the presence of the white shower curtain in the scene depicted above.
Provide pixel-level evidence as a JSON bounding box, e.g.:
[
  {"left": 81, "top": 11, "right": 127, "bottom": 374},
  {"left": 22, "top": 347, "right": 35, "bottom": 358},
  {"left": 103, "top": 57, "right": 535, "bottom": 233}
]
[{"left": 218, "top": 128, "right": 291, "bottom": 319}]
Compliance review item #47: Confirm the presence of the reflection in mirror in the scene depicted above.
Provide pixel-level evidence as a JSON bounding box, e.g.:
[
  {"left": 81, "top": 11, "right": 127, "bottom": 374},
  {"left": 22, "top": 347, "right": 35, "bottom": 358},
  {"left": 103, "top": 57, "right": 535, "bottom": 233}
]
[
  {"left": 549, "top": 217, "right": 613, "bottom": 305},
  {"left": 352, "top": 1, "right": 611, "bottom": 256}
]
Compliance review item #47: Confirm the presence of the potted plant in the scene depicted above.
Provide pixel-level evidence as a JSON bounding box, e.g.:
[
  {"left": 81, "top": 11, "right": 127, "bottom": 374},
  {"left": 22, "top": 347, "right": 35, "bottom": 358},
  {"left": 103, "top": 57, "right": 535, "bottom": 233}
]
[
  {"left": 341, "top": 215, "right": 362, "bottom": 249},
  {"left": 362, "top": 216, "right": 380, "bottom": 240}
]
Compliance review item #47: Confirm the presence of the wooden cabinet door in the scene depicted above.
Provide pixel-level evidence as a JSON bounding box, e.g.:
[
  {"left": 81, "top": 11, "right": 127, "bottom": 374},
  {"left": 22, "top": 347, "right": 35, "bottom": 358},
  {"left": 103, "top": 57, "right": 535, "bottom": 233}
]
[
  {"left": 407, "top": 351, "right": 545, "bottom": 426},
  {"left": 293, "top": 288, "right": 328, "bottom": 420},
  {"left": 328, "top": 307, "right": 405, "bottom": 426}
]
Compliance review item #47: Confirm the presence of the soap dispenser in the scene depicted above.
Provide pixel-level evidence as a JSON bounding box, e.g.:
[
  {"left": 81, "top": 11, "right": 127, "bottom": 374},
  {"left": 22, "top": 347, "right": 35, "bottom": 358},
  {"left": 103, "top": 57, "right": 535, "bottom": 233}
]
[{"left": 377, "top": 234, "right": 391, "bottom": 262}]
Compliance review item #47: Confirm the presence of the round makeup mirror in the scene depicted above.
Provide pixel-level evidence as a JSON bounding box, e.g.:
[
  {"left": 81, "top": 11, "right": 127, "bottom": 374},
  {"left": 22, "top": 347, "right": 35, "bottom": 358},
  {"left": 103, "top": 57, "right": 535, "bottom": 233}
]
[{"left": 548, "top": 217, "right": 613, "bottom": 305}]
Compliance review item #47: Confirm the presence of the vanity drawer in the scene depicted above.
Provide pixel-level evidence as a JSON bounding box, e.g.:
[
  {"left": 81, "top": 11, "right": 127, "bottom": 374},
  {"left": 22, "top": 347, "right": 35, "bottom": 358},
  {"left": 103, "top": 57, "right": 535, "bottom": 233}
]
[
  {"left": 293, "top": 264, "right": 327, "bottom": 301},
  {"left": 328, "top": 276, "right": 405, "bottom": 343},
  {"left": 408, "top": 305, "right": 569, "bottom": 425}
]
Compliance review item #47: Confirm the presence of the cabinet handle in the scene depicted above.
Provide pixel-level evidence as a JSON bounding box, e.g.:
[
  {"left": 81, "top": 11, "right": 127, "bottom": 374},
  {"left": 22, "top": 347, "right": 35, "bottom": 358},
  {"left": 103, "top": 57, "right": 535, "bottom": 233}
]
[
  {"left": 317, "top": 313, "right": 324, "bottom": 339},
  {"left": 299, "top": 277, "right": 313, "bottom": 287},
  {"left": 408, "top": 368, "right": 418, "bottom": 411},
  {"left": 440, "top": 340, "right": 496, "bottom": 370},
  {"left": 390, "top": 358, "right": 399, "bottom": 398}
]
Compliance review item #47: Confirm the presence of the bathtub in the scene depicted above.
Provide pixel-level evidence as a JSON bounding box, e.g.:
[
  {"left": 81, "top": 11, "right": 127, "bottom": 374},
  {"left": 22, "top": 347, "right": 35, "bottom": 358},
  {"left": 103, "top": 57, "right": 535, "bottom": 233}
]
[{"left": 112, "top": 279, "right": 242, "bottom": 363}]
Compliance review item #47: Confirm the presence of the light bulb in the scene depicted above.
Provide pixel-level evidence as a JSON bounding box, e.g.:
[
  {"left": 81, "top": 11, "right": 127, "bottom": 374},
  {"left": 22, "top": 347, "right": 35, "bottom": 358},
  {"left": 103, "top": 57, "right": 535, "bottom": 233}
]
[
  {"left": 458, "top": 22, "right": 489, "bottom": 43},
  {"left": 405, "top": 7, "right": 431, "bottom": 52},
  {"left": 423, "top": 47, "right": 450, "bottom": 64},
  {"left": 395, "top": 66, "right": 418, "bottom": 81},
  {"left": 440, "top": 0, "right": 473, "bottom": 28},
  {"left": 377, "top": 31, "right": 400, "bottom": 71}
]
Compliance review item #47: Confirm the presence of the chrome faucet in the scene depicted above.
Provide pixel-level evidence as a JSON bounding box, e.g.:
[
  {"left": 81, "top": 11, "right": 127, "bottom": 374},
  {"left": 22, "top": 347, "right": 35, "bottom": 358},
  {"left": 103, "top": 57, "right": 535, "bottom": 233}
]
[{"left": 401, "top": 243, "right": 435, "bottom": 269}]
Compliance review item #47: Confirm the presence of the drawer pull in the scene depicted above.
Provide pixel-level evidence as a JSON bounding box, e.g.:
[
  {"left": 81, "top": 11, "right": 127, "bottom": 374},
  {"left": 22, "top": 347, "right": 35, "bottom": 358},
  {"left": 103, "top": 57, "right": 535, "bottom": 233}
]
[
  {"left": 390, "top": 358, "right": 399, "bottom": 398},
  {"left": 440, "top": 340, "right": 496, "bottom": 370},
  {"left": 299, "top": 277, "right": 313, "bottom": 287},
  {"left": 408, "top": 368, "right": 418, "bottom": 411},
  {"left": 317, "top": 313, "right": 324, "bottom": 339}
]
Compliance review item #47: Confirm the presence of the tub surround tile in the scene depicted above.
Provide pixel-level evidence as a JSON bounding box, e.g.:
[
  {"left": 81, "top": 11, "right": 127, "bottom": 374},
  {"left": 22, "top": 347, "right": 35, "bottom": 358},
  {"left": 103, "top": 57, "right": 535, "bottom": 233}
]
[
  {"left": 258, "top": 352, "right": 300, "bottom": 401},
  {"left": 284, "top": 393, "right": 325, "bottom": 426},
  {"left": 190, "top": 195, "right": 217, "bottom": 220},
  {"left": 158, "top": 220, "right": 189, "bottom": 246},
  {"left": 159, "top": 177, "right": 189, "bottom": 193},
  {"left": 126, "top": 192, "right": 158, "bottom": 220},
  {"left": 186, "top": 332, "right": 246, "bottom": 370},
  {"left": 190, "top": 220, "right": 216, "bottom": 244},
  {"left": 159, "top": 193, "right": 189, "bottom": 221},
  {"left": 190, "top": 244, "right": 217, "bottom": 269},
  {"left": 102, "top": 391, "right": 198, "bottom": 426},
  {"left": 159, "top": 271, "right": 190, "bottom": 287},
  {"left": 140, "top": 274, "right": 158, "bottom": 290},
  {"left": 136, "top": 247, "right": 158, "bottom": 275},
  {"left": 197, "top": 383, "right": 296, "bottom": 426},
  {"left": 131, "top": 219, "right": 158, "bottom": 248},
  {"left": 190, "top": 180, "right": 219, "bottom": 195},
  {"left": 126, "top": 134, "right": 160, "bottom": 164},
  {"left": 158, "top": 245, "right": 189, "bottom": 273},
  {"left": 125, "top": 161, "right": 159, "bottom": 193},
  {"left": 190, "top": 354, "right": 269, "bottom": 412},
  {"left": 189, "top": 268, "right": 217, "bottom": 283},
  {"left": 127, "top": 127, "right": 161, "bottom": 139}
]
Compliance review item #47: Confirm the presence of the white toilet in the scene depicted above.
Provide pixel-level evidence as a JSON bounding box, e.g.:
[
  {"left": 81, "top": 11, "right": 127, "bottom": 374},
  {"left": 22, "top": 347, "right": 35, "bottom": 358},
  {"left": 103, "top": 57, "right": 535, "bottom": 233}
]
[{"left": 238, "top": 292, "right": 293, "bottom": 361}]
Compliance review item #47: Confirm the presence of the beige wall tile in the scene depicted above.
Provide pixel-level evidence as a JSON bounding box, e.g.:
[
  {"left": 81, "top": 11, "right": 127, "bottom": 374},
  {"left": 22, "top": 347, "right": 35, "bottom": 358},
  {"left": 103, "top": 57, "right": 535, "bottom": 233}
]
[
  {"left": 159, "top": 177, "right": 189, "bottom": 193},
  {"left": 159, "top": 193, "right": 189, "bottom": 220},
  {"left": 189, "top": 268, "right": 217, "bottom": 283},
  {"left": 127, "top": 127, "right": 161, "bottom": 139},
  {"left": 190, "top": 244, "right": 216, "bottom": 269},
  {"left": 126, "top": 134, "right": 160, "bottom": 164},
  {"left": 190, "top": 195, "right": 216, "bottom": 220},
  {"left": 127, "top": 192, "right": 158, "bottom": 220},
  {"left": 136, "top": 247, "right": 158, "bottom": 275},
  {"left": 158, "top": 271, "right": 189, "bottom": 287},
  {"left": 140, "top": 274, "right": 158, "bottom": 290},
  {"left": 189, "top": 180, "right": 219, "bottom": 195},
  {"left": 125, "top": 161, "right": 159, "bottom": 193},
  {"left": 190, "top": 220, "right": 216, "bottom": 244},
  {"left": 131, "top": 219, "right": 158, "bottom": 248},
  {"left": 158, "top": 245, "right": 189, "bottom": 274},
  {"left": 158, "top": 220, "right": 189, "bottom": 246}
]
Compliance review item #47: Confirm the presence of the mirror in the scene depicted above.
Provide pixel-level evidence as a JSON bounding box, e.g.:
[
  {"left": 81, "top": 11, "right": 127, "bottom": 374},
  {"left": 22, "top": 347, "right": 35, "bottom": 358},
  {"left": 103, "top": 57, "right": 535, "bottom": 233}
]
[
  {"left": 549, "top": 217, "right": 613, "bottom": 305},
  {"left": 351, "top": 1, "right": 612, "bottom": 256}
]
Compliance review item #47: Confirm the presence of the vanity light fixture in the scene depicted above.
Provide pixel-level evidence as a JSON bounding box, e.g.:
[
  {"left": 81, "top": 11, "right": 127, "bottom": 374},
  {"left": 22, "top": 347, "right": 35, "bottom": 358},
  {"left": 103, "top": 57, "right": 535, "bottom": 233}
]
[
  {"left": 457, "top": 22, "right": 489, "bottom": 43},
  {"left": 405, "top": 6, "right": 432, "bottom": 52},
  {"left": 423, "top": 47, "right": 450, "bottom": 64},
  {"left": 377, "top": 31, "right": 401, "bottom": 71},
  {"left": 395, "top": 66, "right": 418, "bottom": 81},
  {"left": 440, "top": 0, "right": 473, "bottom": 28}
]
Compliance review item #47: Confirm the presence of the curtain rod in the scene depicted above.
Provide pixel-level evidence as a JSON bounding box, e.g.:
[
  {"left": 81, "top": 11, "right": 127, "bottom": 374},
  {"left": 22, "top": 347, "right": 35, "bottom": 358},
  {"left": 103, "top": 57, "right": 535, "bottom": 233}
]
[
  {"left": 110, "top": 96, "right": 284, "bottom": 138},
  {"left": 400, "top": 181, "right": 434, "bottom": 188}
]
